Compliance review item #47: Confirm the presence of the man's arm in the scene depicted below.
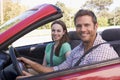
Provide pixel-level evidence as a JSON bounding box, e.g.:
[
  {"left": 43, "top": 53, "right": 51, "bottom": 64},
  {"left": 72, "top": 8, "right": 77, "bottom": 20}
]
[
  {"left": 18, "top": 57, "right": 54, "bottom": 73},
  {"left": 31, "top": 61, "right": 54, "bottom": 73},
  {"left": 53, "top": 50, "right": 74, "bottom": 71}
]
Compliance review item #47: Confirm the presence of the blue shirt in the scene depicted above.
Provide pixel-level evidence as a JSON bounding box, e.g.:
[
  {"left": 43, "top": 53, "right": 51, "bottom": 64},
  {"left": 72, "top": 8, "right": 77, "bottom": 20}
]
[{"left": 53, "top": 34, "right": 119, "bottom": 71}]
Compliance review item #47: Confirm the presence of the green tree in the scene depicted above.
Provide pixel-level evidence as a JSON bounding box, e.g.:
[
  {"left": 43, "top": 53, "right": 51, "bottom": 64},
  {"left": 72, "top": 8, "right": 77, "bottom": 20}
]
[
  {"left": 39, "top": 1, "right": 74, "bottom": 29},
  {"left": 82, "top": 0, "right": 113, "bottom": 26},
  {"left": 55, "top": 1, "right": 74, "bottom": 28},
  {"left": 109, "top": 7, "right": 120, "bottom": 25},
  {"left": 98, "top": 17, "right": 109, "bottom": 27},
  {"left": 3, "top": 0, "right": 27, "bottom": 23},
  {"left": 98, "top": 10, "right": 110, "bottom": 26},
  {"left": 83, "top": 0, "right": 113, "bottom": 12}
]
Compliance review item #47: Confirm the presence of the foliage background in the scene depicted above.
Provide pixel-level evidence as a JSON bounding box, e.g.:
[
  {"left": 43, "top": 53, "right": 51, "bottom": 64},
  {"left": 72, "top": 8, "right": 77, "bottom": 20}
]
[{"left": 0, "top": 0, "right": 120, "bottom": 30}]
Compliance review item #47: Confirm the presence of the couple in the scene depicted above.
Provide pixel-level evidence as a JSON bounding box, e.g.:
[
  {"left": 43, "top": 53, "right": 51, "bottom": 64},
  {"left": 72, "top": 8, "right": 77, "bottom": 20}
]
[{"left": 5, "top": 9, "right": 120, "bottom": 79}]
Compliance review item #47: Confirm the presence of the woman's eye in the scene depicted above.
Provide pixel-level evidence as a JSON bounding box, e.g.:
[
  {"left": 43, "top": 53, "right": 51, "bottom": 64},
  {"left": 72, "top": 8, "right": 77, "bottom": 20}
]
[
  {"left": 52, "top": 30, "right": 55, "bottom": 32},
  {"left": 57, "top": 30, "right": 61, "bottom": 32}
]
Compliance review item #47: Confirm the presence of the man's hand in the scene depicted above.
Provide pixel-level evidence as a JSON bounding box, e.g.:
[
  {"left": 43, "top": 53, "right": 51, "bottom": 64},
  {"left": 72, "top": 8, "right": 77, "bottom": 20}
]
[{"left": 16, "top": 71, "right": 33, "bottom": 80}]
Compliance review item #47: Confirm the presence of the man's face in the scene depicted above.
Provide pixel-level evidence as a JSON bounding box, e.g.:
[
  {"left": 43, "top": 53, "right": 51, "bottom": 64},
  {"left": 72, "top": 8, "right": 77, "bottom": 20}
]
[{"left": 75, "top": 15, "right": 98, "bottom": 43}]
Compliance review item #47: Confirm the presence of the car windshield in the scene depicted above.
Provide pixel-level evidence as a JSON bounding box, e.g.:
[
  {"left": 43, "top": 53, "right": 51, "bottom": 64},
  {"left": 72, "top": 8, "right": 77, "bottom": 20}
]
[{"left": 0, "top": 9, "right": 36, "bottom": 34}]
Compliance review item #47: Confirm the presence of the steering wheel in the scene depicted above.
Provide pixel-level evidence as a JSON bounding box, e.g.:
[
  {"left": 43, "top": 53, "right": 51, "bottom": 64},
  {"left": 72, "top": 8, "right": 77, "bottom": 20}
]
[{"left": 9, "top": 46, "right": 28, "bottom": 76}]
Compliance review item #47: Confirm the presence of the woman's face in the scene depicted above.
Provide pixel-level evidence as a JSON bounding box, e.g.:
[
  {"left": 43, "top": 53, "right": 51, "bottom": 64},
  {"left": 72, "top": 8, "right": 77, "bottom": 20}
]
[{"left": 51, "top": 23, "right": 65, "bottom": 42}]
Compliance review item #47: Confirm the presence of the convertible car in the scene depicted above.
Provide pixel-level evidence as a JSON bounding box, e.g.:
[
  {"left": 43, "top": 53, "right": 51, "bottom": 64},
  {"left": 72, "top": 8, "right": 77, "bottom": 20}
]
[{"left": 0, "top": 4, "right": 120, "bottom": 80}]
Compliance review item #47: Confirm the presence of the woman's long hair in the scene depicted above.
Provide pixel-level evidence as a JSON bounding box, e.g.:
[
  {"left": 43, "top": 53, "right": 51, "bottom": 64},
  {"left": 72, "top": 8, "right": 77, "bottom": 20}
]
[{"left": 51, "top": 20, "right": 70, "bottom": 56}]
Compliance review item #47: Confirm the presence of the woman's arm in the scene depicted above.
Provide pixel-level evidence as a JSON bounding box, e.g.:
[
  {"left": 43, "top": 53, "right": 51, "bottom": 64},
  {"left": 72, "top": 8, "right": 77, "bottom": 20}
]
[
  {"left": 42, "top": 54, "right": 47, "bottom": 66},
  {"left": 65, "top": 51, "right": 71, "bottom": 58},
  {"left": 62, "top": 42, "right": 71, "bottom": 58}
]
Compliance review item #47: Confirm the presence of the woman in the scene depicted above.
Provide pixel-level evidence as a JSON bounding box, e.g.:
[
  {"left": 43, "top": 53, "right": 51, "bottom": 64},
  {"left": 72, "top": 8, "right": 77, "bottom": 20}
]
[
  {"left": 43, "top": 20, "right": 71, "bottom": 67},
  {"left": 17, "top": 20, "right": 71, "bottom": 78}
]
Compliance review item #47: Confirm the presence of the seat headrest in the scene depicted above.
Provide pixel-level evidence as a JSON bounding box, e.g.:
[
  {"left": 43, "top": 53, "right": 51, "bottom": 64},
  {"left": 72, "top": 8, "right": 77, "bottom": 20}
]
[
  {"left": 101, "top": 28, "right": 120, "bottom": 41},
  {"left": 68, "top": 31, "right": 80, "bottom": 40}
]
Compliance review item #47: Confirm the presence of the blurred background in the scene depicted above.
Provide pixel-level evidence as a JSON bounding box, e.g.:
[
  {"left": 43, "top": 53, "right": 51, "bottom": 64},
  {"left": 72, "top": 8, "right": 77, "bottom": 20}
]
[
  {"left": 0, "top": 0, "right": 120, "bottom": 29},
  {"left": 0, "top": 0, "right": 120, "bottom": 47}
]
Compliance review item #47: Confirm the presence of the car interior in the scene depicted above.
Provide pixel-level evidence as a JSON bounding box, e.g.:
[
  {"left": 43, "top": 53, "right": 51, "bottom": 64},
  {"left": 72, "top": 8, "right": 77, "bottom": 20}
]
[
  {"left": 101, "top": 28, "right": 120, "bottom": 56},
  {"left": 0, "top": 28, "right": 120, "bottom": 80},
  {"left": 15, "top": 28, "right": 120, "bottom": 62},
  {"left": 17, "top": 28, "right": 120, "bottom": 80}
]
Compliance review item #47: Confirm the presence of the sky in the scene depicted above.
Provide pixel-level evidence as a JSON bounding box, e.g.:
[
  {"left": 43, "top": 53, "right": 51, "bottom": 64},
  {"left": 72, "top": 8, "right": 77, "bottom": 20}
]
[
  {"left": 19, "top": 0, "right": 120, "bottom": 12},
  {"left": 20, "top": 0, "right": 87, "bottom": 9}
]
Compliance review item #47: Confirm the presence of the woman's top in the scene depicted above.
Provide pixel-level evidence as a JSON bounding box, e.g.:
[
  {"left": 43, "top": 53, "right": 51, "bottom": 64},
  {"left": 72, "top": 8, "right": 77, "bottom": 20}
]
[{"left": 45, "top": 42, "right": 71, "bottom": 66}]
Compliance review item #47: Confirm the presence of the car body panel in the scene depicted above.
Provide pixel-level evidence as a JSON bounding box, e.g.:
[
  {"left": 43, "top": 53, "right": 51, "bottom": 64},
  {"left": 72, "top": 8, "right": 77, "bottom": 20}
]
[
  {"left": 18, "top": 59, "right": 120, "bottom": 80},
  {"left": 51, "top": 60, "right": 120, "bottom": 80}
]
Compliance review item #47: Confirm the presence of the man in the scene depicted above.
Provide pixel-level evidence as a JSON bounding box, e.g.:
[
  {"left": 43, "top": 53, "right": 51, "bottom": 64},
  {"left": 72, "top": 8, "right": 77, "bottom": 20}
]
[
  {"left": 52, "top": 9, "right": 119, "bottom": 71},
  {"left": 17, "top": 9, "right": 119, "bottom": 78}
]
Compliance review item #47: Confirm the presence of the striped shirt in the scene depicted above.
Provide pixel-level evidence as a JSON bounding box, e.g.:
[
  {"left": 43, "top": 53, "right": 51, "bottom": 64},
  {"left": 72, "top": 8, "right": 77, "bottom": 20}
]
[{"left": 53, "top": 33, "right": 119, "bottom": 71}]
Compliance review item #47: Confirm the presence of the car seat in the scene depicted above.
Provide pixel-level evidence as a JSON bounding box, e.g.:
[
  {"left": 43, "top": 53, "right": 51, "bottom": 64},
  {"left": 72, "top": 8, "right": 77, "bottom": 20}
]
[
  {"left": 101, "top": 28, "right": 120, "bottom": 57},
  {"left": 68, "top": 31, "right": 81, "bottom": 49}
]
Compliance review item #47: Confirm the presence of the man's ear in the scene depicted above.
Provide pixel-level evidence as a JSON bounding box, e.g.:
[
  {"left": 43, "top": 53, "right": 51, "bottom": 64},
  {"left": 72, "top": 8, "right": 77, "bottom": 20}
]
[{"left": 95, "top": 23, "right": 98, "bottom": 30}]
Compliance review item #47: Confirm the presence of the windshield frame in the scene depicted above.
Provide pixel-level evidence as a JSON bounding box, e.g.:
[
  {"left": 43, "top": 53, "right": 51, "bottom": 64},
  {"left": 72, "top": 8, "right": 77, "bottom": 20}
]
[{"left": 0, "top": 4, "right": 63, "bottom": 50}]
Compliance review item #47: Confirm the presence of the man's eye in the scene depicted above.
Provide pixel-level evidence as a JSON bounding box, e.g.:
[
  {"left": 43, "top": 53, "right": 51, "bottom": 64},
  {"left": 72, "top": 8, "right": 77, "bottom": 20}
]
[
  {"left": 85, "top": 24, "right": 90, "bottom": 27},
  {"left": 76, "top": 24, "right": 81, "bottom": 28},
  {"left": 52, "top": 30, "right": 55, "bottom": 32}
]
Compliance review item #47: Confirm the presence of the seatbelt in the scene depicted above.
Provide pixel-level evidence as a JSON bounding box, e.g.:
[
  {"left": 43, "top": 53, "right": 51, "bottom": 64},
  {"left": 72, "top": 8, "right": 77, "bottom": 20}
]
[
  {"left": 74, "top": 40, "right": 120, "bottom": 67},
  {"left": 50, "top": 43, "right": 54, "bottom": 67}
]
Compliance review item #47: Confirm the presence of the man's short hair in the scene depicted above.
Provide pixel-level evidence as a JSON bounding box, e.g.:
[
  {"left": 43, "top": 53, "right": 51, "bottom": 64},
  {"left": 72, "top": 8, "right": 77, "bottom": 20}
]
[{"left": 74, "top": 9, "right": 97, "bottom": 26}]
